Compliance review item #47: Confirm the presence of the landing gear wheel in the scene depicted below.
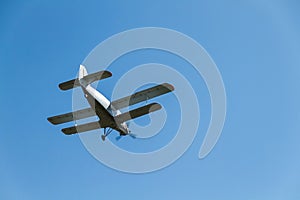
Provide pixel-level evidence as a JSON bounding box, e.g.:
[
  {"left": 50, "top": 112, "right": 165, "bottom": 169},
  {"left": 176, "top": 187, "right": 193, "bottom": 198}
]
[{"left": 101, "top": 135, "right": 106, "bottom": 141}]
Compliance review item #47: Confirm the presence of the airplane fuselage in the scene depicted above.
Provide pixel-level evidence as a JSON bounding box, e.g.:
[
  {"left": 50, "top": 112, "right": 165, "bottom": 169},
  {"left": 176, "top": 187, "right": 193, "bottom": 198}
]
[{"left": 81, "top": 85, "right": 130, "bottom": 136}]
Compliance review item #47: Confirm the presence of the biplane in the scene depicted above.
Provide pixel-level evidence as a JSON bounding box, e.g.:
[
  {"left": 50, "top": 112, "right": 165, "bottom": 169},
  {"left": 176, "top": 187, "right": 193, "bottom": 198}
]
[{"left": 47, "top": 65, "right": 174, "bottom": 141}]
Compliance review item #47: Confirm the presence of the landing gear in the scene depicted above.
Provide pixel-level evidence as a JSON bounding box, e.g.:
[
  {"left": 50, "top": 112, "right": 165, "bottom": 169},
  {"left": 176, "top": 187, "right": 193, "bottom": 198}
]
[
  {"left": 101, "top": 128, "right": 113, "bottom": 141},
  {"left": 101, "top": 135, "right": 106, "bottom": 141},
  {"left": 116, "top": 133, "right": 136, "bottom": 141},
  {"left": 129, "top": 133, "right": 136, "bottom": 139}
]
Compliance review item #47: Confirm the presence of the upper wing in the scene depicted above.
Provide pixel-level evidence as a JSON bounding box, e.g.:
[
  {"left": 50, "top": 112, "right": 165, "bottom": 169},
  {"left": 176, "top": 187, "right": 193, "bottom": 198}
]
[
  {"left": 111, "top": 83, "right": 174, "bottom": 110},
  {"left": 114, "top": 103, "right": 162, "bottom": 123},
  {"left": 59, "top": 70, "right": 112, "bottom": 91},
  {"left": 47, "top": 108, "right": 96, "bottom": 125}
]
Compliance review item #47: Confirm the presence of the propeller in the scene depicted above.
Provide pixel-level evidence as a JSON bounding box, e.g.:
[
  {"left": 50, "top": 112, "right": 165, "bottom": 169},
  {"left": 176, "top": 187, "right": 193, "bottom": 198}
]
[
  {"left": 115, "top": 133, "right": 137, "bottom": 141},
  {"left": 129, "top": 133, "right": 137, "bottom": 139}
]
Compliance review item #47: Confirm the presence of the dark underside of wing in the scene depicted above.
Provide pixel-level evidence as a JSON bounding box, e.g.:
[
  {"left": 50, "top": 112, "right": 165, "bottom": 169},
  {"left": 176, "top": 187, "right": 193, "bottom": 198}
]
[
  {"left": 61, "top": 121, "right": 101, "bottom": 135},
  {"left": 47, "top": 108, "right": 96, "bottom": 125},
  {"left": 111, "top": 83, "right": 174, "bottom": 110},
  {"left": 114, "top": 103, "right": 162, "bottom": 123}
]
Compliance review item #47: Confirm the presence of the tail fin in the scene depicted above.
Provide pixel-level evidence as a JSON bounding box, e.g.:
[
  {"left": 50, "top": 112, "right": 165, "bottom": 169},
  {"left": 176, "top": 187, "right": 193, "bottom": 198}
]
[
  {"left": 79, "top": 65, "right": 88, "bottom": 80},
  {"left": 78, "top": 65, "right": 89, "bottom": 87}
]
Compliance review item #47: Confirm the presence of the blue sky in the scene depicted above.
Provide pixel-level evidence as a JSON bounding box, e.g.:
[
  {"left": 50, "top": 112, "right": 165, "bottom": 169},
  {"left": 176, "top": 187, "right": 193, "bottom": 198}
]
[{"left": 1, "top": 0, "right": 300, "bottom": 199}]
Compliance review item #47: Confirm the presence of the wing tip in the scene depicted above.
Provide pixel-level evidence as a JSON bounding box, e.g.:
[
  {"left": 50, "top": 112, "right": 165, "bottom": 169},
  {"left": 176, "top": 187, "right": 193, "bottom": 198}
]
[
  {"left": 47, "top": 117, "right": 59, "bottom": 125},
  {"left": 104, "top": 70, "right": 112, "bottom": 77},
  {"left": 61, "top": 127, "right": 76, "bottom": 135},
  {"left": 149, "top": 102, "right": 162, "bottom": 112},
  {"left": 58, "top": 79, "right": 79, "bottom": 91},
  {"left": 58, "top": 83, "right": 67, "bottom": 91},
  {"left": 162, "top": 83, "right": 175, "bottom": 91}
]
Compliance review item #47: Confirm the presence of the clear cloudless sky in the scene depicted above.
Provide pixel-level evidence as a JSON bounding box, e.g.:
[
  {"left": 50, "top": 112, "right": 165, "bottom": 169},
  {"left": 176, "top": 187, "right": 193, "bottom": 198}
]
[{"left": 1, "top": 0, "right": 300, "bottom": 199}]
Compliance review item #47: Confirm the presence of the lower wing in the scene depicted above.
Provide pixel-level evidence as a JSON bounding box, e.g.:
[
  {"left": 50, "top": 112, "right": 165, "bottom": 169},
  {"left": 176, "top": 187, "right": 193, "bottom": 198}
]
[
  {"left": 47, "top": 108, "right": 96, "bottom": 125},
  {"left": 114, "top": 103, "right": 162, "bottom": 123},
  {"left": 62, "top": 121, "right": 101, "bottom": 135},
  {"left": 60, "top": 103, "right": 162, "bottom": 135}
]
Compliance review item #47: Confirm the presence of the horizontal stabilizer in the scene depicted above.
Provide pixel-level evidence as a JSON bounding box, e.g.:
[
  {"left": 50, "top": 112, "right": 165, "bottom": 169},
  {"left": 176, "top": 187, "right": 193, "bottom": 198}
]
[
  {"left": 111, "top": 83, "right": 174, "bottom": 110},
  {"left": 62, "top": 121, "right": 101, "bottom": 135},
  {"left": 114, "top": 103, "right": 162, "bottom": 123},
  {"left": 47, "top": 108, "right": 96, "bottom": 125},
  {"left": 59, "top": 70, "right": 112, "bottom": 91}
]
